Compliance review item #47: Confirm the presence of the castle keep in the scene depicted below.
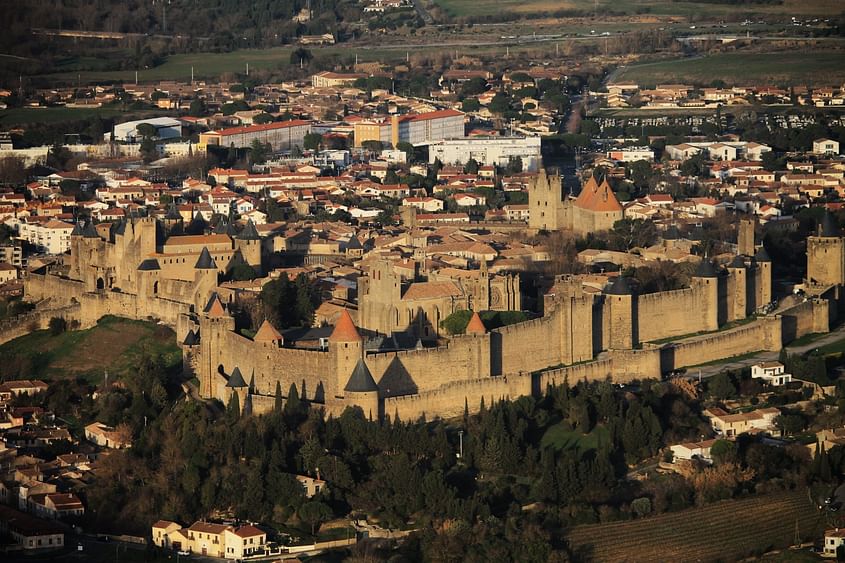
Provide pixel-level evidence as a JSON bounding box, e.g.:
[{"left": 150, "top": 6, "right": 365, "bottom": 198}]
[
  {"left": 21, "top": 189, "right": 832, "bottom": 422},
  {"left": 528, "top": 170, "right": 624, "bottom": 234}
]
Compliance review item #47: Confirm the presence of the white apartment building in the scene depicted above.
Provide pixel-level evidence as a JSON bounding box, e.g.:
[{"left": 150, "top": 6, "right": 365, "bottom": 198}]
[
  {"left": 664, "top": 141, "right": 772, "bottom": 162},
  {"left": 18, "top": 219, "right": 74, "bottom": 254},
  {"left": 607, "top": 146, "right": 655, "bottom": 163},
  {"left": 428, "top": 136, "right": 541, "bottom": 171},
  {"left": 398, "top": 110, "right": 465, "bottom": 146}
]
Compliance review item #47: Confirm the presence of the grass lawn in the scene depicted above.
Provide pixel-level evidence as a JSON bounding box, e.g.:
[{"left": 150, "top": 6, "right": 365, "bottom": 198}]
[
  {"left": 541, "top": 423, "right": 610, "bottom": 452},
  {"left": 647, "top": 315, "right": 758, "bottom": 345},
  {"left": 686, "top": 350, "right": 762, "bottom": 369},
  {"left": 615, "top": 51, "right": 845, "bottom": 87},
  {"left": 0, "top": 315, "right": 180, "bottom": 385},
  {"left": 787, "top": 331, "right": 829, "bottom": 349},
  {"left": 815, "top": 336, "right": 845, "bottom": 357}
]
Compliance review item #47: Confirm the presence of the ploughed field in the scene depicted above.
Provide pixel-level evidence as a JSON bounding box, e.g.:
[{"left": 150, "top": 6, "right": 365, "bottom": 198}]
[{"left": 566, "top": 489, "right": 826, "bottom": 562}]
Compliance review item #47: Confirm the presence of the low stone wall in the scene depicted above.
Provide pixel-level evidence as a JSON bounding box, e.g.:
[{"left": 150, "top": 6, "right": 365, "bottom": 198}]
[
  {"left": 383, "top": 373, "right": 533, "bottom": 422},
  {"left": 661, "top": 316, "right": 782, "bottom": 372},
  {"left": 0, "top": 302, "right": 88, "bottom": 346}
]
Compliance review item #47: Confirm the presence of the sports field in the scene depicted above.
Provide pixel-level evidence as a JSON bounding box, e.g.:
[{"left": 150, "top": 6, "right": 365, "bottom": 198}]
[{"left": 614, "top": 51, "right": 845, "bottom": 87}]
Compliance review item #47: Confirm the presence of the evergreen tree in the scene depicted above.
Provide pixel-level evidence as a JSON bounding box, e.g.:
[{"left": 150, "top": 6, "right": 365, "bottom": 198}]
[
  {"left": 226, "top": 392, "right": 240, "bottom": 422},
  {"left": 274, "top": 381, "right": 283, "bottom": 414}
]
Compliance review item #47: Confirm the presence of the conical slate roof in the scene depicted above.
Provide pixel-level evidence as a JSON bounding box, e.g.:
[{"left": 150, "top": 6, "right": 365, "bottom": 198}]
[
  {"left": 183, "top": 329, "right": 199, "bottom": 346},
  {"left": 694, "top": 259, "right": 719, "bottom": 278},
  {"left": 606, "top": 276, "right": 634, "bottom": 295},
  {"left": 226, "top": 367, "right": 247, "bottom": 388},
  {"left": 663, "top": 225, "right": 680, "bottom": 240},
  {"left": 820, "top": 211, "right": 841, "bottom": 237},
  {"left": 194, "top": 247, "right": 216, "bottom": 269},
  {"left": 728, "top": 255, "right": 746, "bottom": 269},
  {"left": 71, "top": 222, "right": 84, "bottom": 236},
  {"left": 186, "top": 210, "right": 208, "bottom": 235},
  {"left": 137, "top": 258, "right": 161, "bottom": 271},
  {"left": 237, "top": 219, "right": 261, "bottom": 241},
  {"left": 754, "top": 246, "right": 771, "bottom": 262},
  {"left": 330, "top": 309, "right": 362, "bottom": 343},
  {"left": 165, "top": 202, "right": 182, "bottom": 221},
  {"left": 82, "top": 220, "right": 100, "bottom": 238},
  {"left": 213, "top": 216, "right": 229, "bottom": 234},
  {"left": 465, "top": 311, "right": 487, "bottom": 334},
  {"left": 113, "top": 218, "right": 128, "bottom": 237},
  {"left": 344, "top": 358, "right": 378, "bottom": 393},
  {"left": 346, "top": 235, "right": 363, "bottom": 250}
]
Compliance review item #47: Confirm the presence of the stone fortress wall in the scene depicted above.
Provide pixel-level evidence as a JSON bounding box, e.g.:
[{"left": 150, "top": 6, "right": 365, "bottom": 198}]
[{"left": 16, "top": 193, "right": 841, "bottom": 422}]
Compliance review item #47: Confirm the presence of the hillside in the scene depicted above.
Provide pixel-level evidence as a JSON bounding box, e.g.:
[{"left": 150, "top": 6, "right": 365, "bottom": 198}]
[
  {"left": 0, "top": 315, "right": 180, "bottom": 384},
  {"left": 566, "top": 490, "right": 827, "bottom": 562}
]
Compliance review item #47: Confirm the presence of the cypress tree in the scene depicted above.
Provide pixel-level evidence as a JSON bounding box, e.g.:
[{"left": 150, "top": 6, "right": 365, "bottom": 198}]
[{"left": 274, "top": 381, "right": 283, "bottom": 414}]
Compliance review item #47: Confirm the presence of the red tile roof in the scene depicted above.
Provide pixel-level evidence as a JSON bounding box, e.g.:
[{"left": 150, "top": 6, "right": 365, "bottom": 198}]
[
  {"left": 253, "top": 320, "right": 283, "bottom": 342},
  {"left": 211, "top": 120, "right": 311, "bottom": 137},
  {"left": 574, "top": 176, "right": 622, "bottom": 213},
  {"left": 465, "top": 312, "right": 486, "bottom": 334},
  {"left": 329, "top": 309, "right": 362, "bottom": 343}
]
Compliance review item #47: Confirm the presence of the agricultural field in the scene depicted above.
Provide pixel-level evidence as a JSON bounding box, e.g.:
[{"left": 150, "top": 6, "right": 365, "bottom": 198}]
[
  {"left": 30, "top": 39, "right": 566, "bottom": 86},
  {"left": 566, "top": 490, "right": 827, "bottom": 562},
  {"left": 0, "top": 106, "right": 170, "bottom": 126},
  {"left": 0, "top": 315, "right": 180, "bottom": 384},
  {"left": 433, "top": 0, "right": 844, "bottom": 18},
  {"left": 613, "top": 51, "right": 845, "bottom": 87}
]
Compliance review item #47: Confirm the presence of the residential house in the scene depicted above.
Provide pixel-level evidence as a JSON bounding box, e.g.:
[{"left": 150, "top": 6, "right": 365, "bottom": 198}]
[
  {"left": 751, "top": 361, "right": 792, "bottom": 386},
  {"left": 28, "top": 493, "right": 84, "bottom": 520},
  {"left": 823, "top": 529, "right": 845, "bottom": 557},
  {"left": 813, "top": 138, "right": 840, "bottom": 155},
  {"left": 704, "top": 407, "right": 780, "bottom": 438},
  {"left": 84, "top": 422, "right": 131, "bottom": 449},
  {"left": 223, "top": 525, "right": 267, "bottom": 559},
  {"left": 669, "top": 439, "right": 717, "bottom": 463},
  {"left": 295, "top": 474, "right": 328, "bottom": 498},
  {"left": 154, "top": 520, "right": 268, "bottom": 560},
  {"left": 0, "top": 505, "right": 64, "bottom": 551}
]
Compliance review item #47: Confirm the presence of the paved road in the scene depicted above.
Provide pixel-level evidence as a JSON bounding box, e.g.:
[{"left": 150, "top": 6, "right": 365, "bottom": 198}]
[
  {"left": 411, "top": 0, "right": 433, "bottom": 25},
  {"left": 686, "top": 321, "right": 845, "bottom": 381}
]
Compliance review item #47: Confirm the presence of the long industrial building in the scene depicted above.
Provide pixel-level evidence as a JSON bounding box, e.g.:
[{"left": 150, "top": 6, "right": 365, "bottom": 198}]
[
  {"left": 198, "top": 120, "right": 312, "bottom": 152},
  {"left": 428, "top": 136, "right": 541, "bottom": 171}
]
